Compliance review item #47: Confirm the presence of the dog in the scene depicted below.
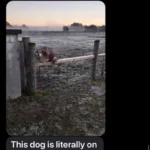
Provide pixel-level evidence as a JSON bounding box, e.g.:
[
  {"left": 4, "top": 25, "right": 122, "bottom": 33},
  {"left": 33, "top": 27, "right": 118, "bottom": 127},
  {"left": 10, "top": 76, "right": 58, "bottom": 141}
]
[{"left": 37, "top": 47, "right": 57, "bottom": 64}]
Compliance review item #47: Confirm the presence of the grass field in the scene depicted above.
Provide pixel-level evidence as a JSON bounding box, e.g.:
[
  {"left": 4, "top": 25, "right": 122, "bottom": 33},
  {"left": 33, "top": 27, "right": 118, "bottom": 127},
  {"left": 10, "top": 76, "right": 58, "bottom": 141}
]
[{"left": 7, "top": 32, "right": 105, "bottom": 136}]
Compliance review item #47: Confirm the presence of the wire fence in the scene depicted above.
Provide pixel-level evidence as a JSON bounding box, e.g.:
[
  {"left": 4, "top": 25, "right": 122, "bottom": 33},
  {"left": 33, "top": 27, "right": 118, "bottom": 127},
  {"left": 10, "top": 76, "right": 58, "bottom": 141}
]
[
  {"left": 19, "top": 33, "right": 105, "bottom": 93},
  {"left": 21, "top": 30, "right": 105, "bottom": 37},
  {"left": 35, "top": 48, "right": 105, "bottom": 90}
]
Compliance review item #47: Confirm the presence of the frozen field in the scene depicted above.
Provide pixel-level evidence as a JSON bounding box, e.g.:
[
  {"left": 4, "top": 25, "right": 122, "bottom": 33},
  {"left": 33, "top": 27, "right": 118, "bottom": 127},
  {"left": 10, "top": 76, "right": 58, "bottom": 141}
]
[
  {"left": 7, "top": 32, "right": 105, "bottom": 136},
  {"left": 18, "top": 32, "right": 105, "bottom": 57}
]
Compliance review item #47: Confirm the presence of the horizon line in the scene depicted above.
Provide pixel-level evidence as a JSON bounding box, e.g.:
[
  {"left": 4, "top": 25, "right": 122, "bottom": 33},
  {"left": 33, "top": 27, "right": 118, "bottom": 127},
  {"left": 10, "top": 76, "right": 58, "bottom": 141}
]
[{"left": 7, "top": 24, "right": 105, "bottom": 27}]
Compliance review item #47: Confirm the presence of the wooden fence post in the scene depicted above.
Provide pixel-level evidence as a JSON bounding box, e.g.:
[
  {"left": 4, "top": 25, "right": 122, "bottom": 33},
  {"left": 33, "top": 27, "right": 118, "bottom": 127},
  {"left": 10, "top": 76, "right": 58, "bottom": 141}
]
[
  {"left": 22, "top": 37, "right": 30, "bottom": 88},
  {"left": 19, "top": 41, "right": 26, "bottom": 92},
  {"left": 92, "top": 40, "right": 100, "bottom": 80},
  {"left": 26, "top": 42, "right": 36, "bottom": 94},
  {"left": 101, "top": 58, "right": 105, "bottom": 78}
]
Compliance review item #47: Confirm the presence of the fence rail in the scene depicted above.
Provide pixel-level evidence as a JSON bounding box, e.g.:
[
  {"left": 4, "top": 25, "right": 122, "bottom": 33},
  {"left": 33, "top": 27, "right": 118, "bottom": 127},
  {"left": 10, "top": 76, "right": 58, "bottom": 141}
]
[
  {"left": 20, "top": 31, "right": 105, "bottom": 37},
  {"left": 36, "top": 53, "right": 105, "bottom": 67}
]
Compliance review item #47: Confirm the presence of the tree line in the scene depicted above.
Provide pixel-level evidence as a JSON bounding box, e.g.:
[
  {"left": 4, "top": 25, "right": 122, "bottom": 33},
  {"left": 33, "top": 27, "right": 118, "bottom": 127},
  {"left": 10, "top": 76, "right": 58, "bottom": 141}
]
[
  {"left": 6, "top": 21, "right": 28, "bottom": 28},
  {"left": 63, "top": 22, "right": 105, "bottom": 32}
]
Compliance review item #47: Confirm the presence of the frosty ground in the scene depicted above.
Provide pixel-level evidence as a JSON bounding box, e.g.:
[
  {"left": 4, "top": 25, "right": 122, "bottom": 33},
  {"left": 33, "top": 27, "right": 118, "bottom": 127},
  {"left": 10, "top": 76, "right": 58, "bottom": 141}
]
[{"left": 7, "top": 32, "right": 105, "bottom": 136}]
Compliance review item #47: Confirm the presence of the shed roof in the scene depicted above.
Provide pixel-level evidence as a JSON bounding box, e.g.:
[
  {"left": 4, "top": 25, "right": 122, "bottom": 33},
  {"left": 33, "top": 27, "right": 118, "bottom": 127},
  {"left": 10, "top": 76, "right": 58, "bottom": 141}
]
[{"left": 6, "top": 29, "right": 22, "bottom": 35}]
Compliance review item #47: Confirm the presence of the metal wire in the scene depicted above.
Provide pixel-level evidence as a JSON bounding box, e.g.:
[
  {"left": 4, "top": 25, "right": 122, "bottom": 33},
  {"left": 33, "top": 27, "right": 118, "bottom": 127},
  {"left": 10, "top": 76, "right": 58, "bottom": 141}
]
[{"left": 35, "top": 52, "right": 105, "bottom": 90}]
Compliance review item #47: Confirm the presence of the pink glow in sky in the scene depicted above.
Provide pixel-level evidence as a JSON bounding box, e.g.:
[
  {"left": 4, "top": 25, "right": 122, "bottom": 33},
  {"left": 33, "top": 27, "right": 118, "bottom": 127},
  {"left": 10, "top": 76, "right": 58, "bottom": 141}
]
[{"left": 6, "top": 1, "right": 105, "bottom": 27}]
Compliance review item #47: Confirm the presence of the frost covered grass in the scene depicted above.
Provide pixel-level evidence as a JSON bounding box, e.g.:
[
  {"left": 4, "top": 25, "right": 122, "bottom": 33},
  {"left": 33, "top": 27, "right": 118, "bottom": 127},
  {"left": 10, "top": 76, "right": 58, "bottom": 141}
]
[
  {"left": 7, "top": 78, "right": 105, "bottom": 136},
  {"left": 7, "top": 33, "right": 105, "bottom": 136},
  {"left": 18, "top": 32, "right": 105, "bottom": 54}
]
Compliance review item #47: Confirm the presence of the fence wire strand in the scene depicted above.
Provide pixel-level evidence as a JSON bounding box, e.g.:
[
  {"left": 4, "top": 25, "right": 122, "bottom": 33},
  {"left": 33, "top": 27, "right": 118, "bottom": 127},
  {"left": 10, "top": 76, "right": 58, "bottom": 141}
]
[{"left": 35, "top": 50, "right": 105, "bottom": 90}]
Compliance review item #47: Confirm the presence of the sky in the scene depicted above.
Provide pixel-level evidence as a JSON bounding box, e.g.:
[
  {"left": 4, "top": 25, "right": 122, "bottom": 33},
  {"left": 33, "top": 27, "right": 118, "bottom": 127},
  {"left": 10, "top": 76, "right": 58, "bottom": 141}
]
[{"left": 6, "top": 1, "right": 105, "bottom": 28}]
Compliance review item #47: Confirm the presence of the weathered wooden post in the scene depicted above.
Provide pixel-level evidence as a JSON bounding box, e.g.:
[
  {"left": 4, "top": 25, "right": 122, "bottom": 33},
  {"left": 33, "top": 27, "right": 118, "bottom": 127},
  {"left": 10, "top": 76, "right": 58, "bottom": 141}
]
[
  {"left": 22, "top": 37, "right": 30, "bottom": 88},
  {"left": 26, "top": 42, "right": 36, "bottom": 94},
  {"left": 19, "top": 41, "right": 26, "bottom": 92},
  {"left": 92, "top": 40, "right": 100, "bottom": 80},
  {"left": 101, "top": 58, "right": 105, "bottom": 78}
]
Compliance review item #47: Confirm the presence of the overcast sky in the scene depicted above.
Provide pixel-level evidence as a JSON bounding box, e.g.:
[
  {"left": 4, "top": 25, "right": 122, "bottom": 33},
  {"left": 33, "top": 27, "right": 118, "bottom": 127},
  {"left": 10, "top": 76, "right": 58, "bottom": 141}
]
[{"left": 6, "top": 1, "right": 105, "bottom": 28}]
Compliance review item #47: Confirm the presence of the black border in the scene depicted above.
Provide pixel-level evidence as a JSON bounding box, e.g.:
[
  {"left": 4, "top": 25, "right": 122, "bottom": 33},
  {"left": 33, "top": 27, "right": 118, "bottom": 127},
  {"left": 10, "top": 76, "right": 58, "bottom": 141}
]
[
  {"left": 2, "top": 0, "right": 8, "bottom": 148},
  {"left": 3, "top": 0, "right": 113, "bottom": 149},
  {"left": 2, "top": 0, "right": 149, "bottom": 150}
]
